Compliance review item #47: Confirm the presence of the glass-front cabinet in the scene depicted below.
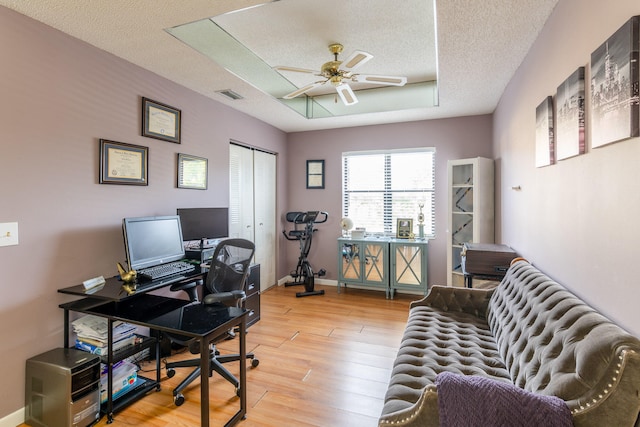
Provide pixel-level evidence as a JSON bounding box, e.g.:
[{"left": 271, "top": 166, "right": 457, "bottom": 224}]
[
  {"left": 338, "top": 238, "right": 389, "bottom": 298},
  {"left": 389, "top": 240, "right": 428, "bottom": 298},
  {"left": 447, "top": 157, "right": 494, "bottom": 286}
]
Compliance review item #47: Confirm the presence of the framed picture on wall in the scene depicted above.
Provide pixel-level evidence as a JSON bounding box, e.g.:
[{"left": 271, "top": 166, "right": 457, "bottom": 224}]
[
  {"left": 535, "top": 96, "right": 555, "bottom": 167},
  {"left": 306, "top": 159, "right": 325, "bottom": 189},
  {"left": 142, "top": 97, "right": 181, "bottom": 144},
  {"left": 177, "top": 153, "right": 208, "bottom": 190},
  {"left": 99, "top": 139, "right": 148, "bottom": 185},
  {"left": 555, "top": 67, "right": 586, "bottom": 161},
  {"left": 590, "top": 16, "right": 639, "bottom": 148}
]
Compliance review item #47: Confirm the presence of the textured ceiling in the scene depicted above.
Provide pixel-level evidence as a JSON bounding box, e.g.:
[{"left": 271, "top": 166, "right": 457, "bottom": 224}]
[{"left": 0, "top": 0, "right": 559, "bottom": 133}]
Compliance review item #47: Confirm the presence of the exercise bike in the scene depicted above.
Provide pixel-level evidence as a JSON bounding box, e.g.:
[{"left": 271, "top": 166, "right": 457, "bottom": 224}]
[{"left": 283, "top": 211, "right": 328, "bottom": 297}]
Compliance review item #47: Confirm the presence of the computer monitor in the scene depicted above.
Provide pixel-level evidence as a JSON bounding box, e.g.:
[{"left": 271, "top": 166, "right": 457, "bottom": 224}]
[
  {"left": 122, "top": 215, "right": 185, "bottom": 270},
  {"left": 177, "top": 207, "right": 229, "bottom": 242}
]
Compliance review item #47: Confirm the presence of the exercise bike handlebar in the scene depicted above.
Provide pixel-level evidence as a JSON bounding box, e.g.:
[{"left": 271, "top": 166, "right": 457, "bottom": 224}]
[{"left": 282, "top": 211, "right": 329, "bottom": 241}]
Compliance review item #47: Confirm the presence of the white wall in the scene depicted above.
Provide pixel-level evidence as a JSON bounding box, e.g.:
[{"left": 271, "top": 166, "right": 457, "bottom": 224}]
[{"left": 494, "top": 0, "right": 640, "bottom": 335}]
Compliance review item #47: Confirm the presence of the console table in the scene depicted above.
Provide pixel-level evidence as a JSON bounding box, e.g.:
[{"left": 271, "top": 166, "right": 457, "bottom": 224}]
[
  {"left": 59, "top": 273, "right": 247, "bottom": 427},
  {"left": 337, "top": 237, "right": 428, "bottom": 299}
]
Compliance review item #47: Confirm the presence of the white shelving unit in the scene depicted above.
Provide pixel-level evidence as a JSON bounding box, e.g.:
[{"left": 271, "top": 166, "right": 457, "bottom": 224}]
[{"left": 447, "top": 157, "right": 494, "bottom": 287}]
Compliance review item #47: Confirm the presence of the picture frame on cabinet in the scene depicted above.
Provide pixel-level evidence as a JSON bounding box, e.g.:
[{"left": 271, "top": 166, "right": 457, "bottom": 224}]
[
  {"left": 590, "top": 16, "right": 639, "bottom": 148},
  {"left": 142, "top": 97, "right": 181, "bottom": 144},
  {"left": 555, "top": 67, "right": 586, "bottom": 160},
  {"left": 99, "top": 139, "right": 148, "bottom": 185},
  {"left": 177, "top": 153, "right": 208, "bottom": 190},
  {"left": 535, "top": 96, "right": 555, "bottom": 167},
  {"left": 396, "top": 218, "right": 413, "bottom": 239}
]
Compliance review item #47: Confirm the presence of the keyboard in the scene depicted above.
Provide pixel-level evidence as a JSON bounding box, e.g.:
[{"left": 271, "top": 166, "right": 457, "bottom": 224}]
[{"left": 138, "top": 261, "right": 196, "bottom": 281}]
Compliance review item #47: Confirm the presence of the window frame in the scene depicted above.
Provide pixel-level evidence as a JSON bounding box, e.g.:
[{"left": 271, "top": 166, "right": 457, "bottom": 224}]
[{"left": 341, "top": 148, "right": 436, "bottom": 238}]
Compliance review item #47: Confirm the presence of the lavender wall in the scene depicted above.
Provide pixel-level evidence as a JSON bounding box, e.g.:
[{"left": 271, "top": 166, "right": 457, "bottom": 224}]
[
  {"left": 494, "top": 0, "right": 640, "bottom": 335},
  {"left": 0, "top": 6, "right": 287, "bottom": 419},
  {"left": 286, "top": 116, "right": 494, "bottom": 287}
]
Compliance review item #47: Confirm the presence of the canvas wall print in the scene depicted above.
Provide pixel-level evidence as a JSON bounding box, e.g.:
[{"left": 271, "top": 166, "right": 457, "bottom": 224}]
[
  {"left": 535, "top": 96, "right": 555, "bottom": 167},
  {"left": 590, "top": 16, "right": 639, "bottom": 148},
  {"left": 556, "top": 67, "right": 586, "bottom": 160}
]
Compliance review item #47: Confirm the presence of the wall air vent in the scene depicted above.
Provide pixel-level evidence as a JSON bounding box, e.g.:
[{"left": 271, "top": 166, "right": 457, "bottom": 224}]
[{"left": 216, "top": 89, "right": 244, "bottom": 100}]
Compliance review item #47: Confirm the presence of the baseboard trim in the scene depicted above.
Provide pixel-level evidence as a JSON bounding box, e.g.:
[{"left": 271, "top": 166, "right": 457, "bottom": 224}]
[{"left": 1, "top": 408, "right": 24, "bottom": 427}]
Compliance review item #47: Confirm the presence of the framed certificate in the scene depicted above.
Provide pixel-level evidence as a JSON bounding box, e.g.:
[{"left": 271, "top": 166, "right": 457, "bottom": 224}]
[
  {"left": 99, "top": 139, "right": 148, "bottom": 185},
  {"left": 306, "top": 159, "right": 325, "bottom": 189},
  {"left": 142, "top": 97, "right": 181, "bottom": 143},
  {"left": 177, "top": 153, "right": 208, "bottom": 190}
]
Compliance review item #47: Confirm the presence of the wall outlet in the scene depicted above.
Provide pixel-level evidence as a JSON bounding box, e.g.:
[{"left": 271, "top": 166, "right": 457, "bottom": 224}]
[{"left": 0, "top": 222, "right": 19, "bottom": 247}]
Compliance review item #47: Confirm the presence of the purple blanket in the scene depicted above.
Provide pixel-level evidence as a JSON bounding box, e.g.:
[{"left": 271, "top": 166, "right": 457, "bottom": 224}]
[{"left": 435, "top": 372, "right": 573, "bottom": 427}]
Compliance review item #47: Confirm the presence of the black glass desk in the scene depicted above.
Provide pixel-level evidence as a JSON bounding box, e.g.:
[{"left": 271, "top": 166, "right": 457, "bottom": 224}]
[
  {"left": 58, "top": 266, "right": 206, "bottom": 301},
  {"left": 59, "top": 293, "right": 248, "bottom": 427}
]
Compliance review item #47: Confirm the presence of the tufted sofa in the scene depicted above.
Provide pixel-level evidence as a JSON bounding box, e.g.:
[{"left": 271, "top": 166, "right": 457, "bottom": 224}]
[{"left": 379, "top": 259, "right": 640, "bottom": 426}]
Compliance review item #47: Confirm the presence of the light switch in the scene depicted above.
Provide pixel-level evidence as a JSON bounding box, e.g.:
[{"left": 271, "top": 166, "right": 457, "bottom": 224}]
[{"left": 0, "top": 222, "right": 19, "bottom": 247}]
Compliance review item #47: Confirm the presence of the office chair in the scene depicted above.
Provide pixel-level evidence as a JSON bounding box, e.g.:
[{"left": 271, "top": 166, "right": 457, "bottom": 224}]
[{"left": 165, "top": 238, "right": 259, "bottom": 406}]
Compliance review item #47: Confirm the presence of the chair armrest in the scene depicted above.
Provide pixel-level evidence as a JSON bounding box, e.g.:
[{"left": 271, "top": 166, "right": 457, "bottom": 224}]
[
  {"left": 203, "top": 290, "right": 246, "bottom": 305},
  {"left": 411, "top": 285, "right": 495, "bottom": 319},
  {"left": 170, "top": 279, "right": 203, "bottom": 302}
]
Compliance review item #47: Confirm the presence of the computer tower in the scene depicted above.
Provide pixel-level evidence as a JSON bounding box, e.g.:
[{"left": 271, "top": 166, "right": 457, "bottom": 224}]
[{"left": 25, "top": 348, "right": 101, "bottom": 427}]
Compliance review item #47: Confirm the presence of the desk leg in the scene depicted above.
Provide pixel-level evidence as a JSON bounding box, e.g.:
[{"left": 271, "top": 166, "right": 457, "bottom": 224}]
[
  {"left": 200, "top": 337, "right": 210, "bottom": 427},
  {"left": 63, "top": 309, "right": 70, "bottom": 348},
  {"left": 239, "top": 318, "right": 247, "bottom": 420},
  {"left": 106, "top": 319, "right": 114, "bottom": 424}
]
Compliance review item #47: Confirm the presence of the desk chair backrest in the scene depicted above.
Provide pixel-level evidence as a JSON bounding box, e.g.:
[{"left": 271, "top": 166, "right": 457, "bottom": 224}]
[{"left": 204, "top": 238, "right": 255, "bottom": 297}]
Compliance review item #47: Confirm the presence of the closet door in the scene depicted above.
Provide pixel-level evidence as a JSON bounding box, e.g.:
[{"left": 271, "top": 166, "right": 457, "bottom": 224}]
[
  {"left": 253, "top": 150, "right": 276, "bottom": 290},
  {"left": 229, "top": 144, "right": 276, "bottom": 291},
  {"left": 229, "top": 144, "right": 255, "bottom": 241}
]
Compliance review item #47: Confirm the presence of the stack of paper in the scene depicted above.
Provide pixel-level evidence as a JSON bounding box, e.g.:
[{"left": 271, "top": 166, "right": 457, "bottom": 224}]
[{"left": 72, "top": 315, "right": 137, "bottom": 355}]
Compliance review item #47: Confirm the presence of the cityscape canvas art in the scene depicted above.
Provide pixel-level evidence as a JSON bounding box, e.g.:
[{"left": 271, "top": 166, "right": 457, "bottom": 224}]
[
  {"left": 535, "top": 96, "right": 555, "bottom": 167},
  {"left": 556, "top": 67, "right": 586, "bottom": 160},
  {"left": 590, "top": 16, "right": 639, "bottom": 148}
]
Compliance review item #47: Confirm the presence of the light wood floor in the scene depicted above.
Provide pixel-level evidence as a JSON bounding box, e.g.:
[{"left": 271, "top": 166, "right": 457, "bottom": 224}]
[{"left": 86, "top": 284, "right": 414, "bottom": 426}]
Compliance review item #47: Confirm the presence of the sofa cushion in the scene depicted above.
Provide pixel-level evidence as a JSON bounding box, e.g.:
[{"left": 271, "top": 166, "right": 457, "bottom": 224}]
[{"left": 381, "top": 300, "right": 511, "bottom": 418}]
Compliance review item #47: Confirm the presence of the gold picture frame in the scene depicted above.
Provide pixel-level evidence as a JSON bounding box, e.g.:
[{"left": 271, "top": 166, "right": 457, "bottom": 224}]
[
  {"left": 177, "top": 153, "right": 208, "bottom": 190},
  {"left": 99, "top": 139, "right": 148, "bottom": 185},
  {"left": 142, "top": 97, "right": 181, "bottom": 143},
  {"left": 396, "top": 218, "right": 413, "bottom": 239}
]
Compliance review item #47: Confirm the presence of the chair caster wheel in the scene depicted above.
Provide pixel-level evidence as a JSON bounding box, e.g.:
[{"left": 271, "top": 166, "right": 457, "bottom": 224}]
[
  {"left": 251, "top": 359, "right": 259, "bottom": 368},
  {"left": 174, "top": 393, "right": 185, "bottom": 406},
  {"left": 166, "top": 368, "right": 176, "bottom": 378}
]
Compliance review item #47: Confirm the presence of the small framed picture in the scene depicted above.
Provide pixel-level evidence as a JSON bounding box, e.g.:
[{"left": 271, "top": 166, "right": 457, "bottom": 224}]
[
  {"left": 177, "top": 153, "right": 208, "bottom": 190},
  {"left": 306, "top": 159, "right": 325, "bottom": 189},
  {"left": 142, "top": 97, "right": 181, "bottom": 143},
  {"left": 99, "top": 139, "right": 148, "bottom": 185},
  {"left": 396, "top": 218, "right": 413, "bottom": 239}
]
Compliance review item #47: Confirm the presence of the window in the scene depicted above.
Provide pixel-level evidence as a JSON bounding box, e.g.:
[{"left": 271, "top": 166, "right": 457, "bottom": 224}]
[{"left": 342, "top": 148, "right": 435, "bottom": 237}]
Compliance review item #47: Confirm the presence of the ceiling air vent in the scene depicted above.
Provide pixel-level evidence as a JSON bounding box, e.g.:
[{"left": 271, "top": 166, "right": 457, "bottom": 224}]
[{"left": 216, "top": 89, "right": 244, "bottom": 100}]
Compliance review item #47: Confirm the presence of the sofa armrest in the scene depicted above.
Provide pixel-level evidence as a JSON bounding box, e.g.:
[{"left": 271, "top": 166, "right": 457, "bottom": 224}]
[{"left": 411, "top": 285, "right": 495, "bottom": 319}]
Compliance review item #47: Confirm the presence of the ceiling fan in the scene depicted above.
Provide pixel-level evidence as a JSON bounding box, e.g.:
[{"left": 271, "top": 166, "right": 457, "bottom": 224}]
[{"left": 275, "top": 43, "right": 408, "bottom": 106}]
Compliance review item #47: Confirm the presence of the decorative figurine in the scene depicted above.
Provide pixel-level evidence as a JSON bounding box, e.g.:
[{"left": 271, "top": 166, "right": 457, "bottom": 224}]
[{"left": 117, "top": 262, "right": 137, "bottom": 284}]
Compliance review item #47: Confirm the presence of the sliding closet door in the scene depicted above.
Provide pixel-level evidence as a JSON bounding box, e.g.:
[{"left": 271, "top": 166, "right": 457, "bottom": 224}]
[
  {"left": 253, "top": 150, "right": 276, "bottom": 290},
  {"left": 229, "top": 143, "right": 276, "bottom": 291},
  {"left": 229, "top": 144, "right": 254, "bottom": 241}
]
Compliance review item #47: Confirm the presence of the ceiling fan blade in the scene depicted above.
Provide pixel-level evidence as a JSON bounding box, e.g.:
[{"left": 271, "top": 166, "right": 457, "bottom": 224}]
[
  {"left": 336, "top": 83, "right": 358, "bottom": 106},
  {"left": 340, "top": 50, "right": 373, "bottom": 71},
  {"left": 283, "top": 81, "right": 325, "bottom": 99},
  {"left": 352, "top": 74, "right": 407, "bottom": 86},
  {"left": 274, "top": 66, "right": 318, "bottom": 74}
]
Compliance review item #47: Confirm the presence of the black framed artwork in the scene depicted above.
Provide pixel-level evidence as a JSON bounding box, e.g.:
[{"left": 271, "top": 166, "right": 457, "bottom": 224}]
[
  {"left": 306, "top": 160, "right": 325, "bottom": 189},
  {"left": 99, "top": 139, "right": 148, "bottom": 185},
  {"left": 142, "top": 97, "right": 181, "bottom": 144}
]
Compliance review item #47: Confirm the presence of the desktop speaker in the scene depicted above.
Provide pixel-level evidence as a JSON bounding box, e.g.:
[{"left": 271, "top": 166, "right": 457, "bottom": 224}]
[{"left": 25, "top": 348, "right": 101, "bottom": 427}]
